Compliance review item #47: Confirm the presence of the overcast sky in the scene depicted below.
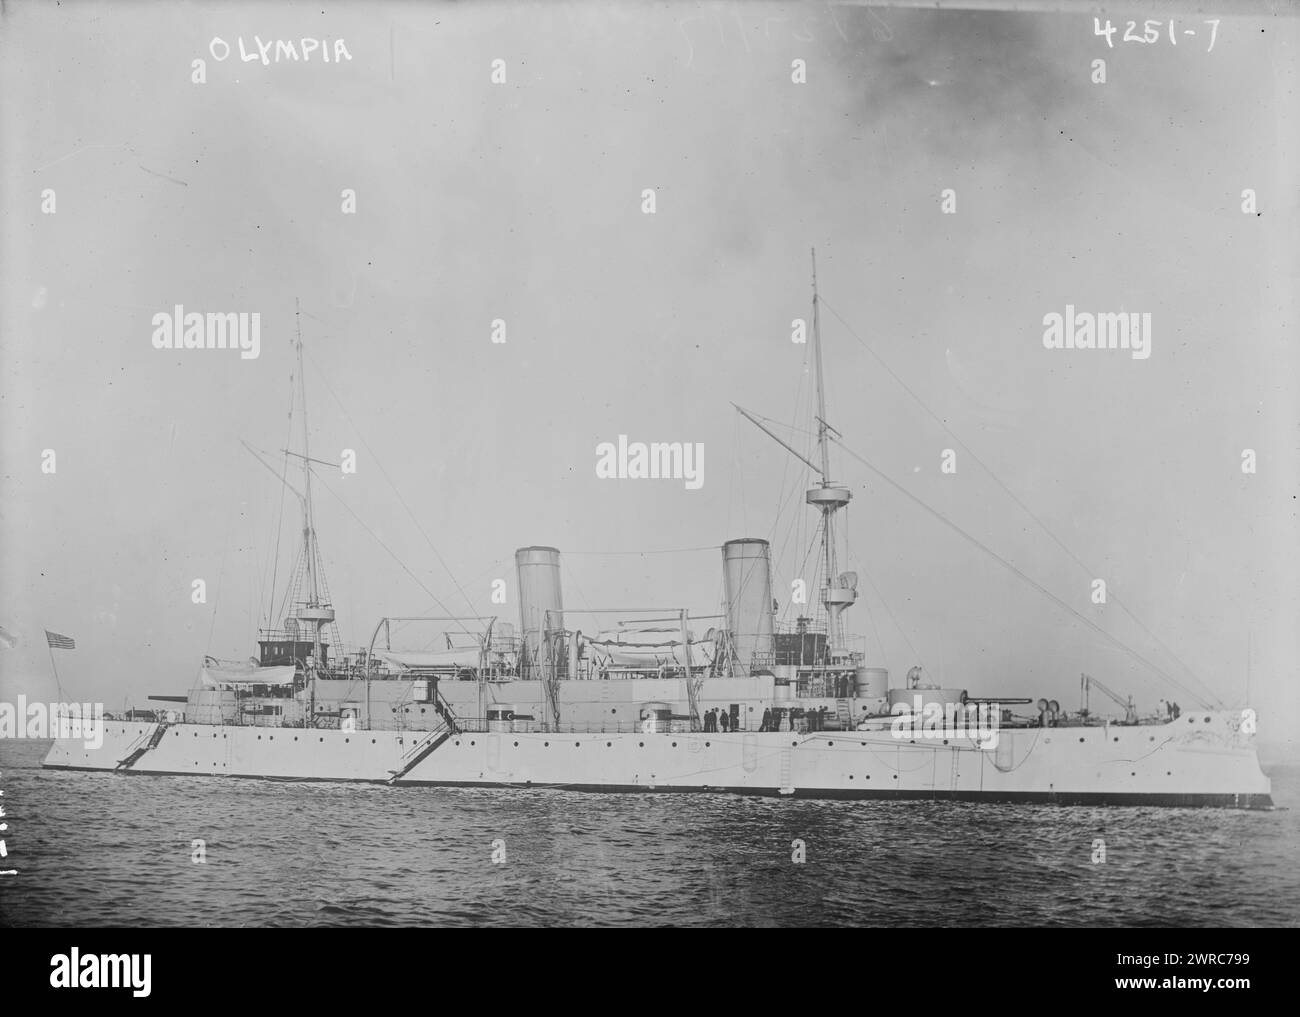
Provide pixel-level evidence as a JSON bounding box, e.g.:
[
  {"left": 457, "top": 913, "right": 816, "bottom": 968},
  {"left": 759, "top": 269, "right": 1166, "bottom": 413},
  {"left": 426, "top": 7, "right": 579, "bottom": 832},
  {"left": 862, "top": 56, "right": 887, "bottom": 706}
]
[{"left": 2, "top": 1, "right": 1295, "bottom": 747}]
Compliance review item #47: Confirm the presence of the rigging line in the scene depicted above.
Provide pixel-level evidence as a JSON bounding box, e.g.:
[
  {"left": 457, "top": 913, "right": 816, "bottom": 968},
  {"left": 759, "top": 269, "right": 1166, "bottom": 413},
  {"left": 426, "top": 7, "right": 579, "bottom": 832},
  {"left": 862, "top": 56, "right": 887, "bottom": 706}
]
[
  {"left": 770, "top": 463, "right": 810, "bottom": 609},
  {"left": 264, "top": 363, "right": 297, "bottom": 631},
  {"left": 307, "top": 465, "right": 477, "bottom": 639},
  {"left": 303, "top": 351, "right": 478, "bottom": 619},
  {"left": 206, "top": 501, "right": 235, "bottom": 655},
  {"left": 274, "top": 544, "right": 300, "bottom": 627},
  {"left": 786, "top": 524, "right": 823, "bottom": 628},
  {"left": 829, "top": 435, "right": 1215, "bottom": 710},
  {"left": 733, "top": 405, "right": 743, "bottom": 538},
  {"left": 562, "top": 565, "right": 597, "bottom": 632},
  {"left": 840, "top": 513, "right": 885, "bottom": 664},
  {"left": 737, "top": 407, "right": 748, "bottom": 535},
  {"left": 772, "top": 368, "right": 813, "bottom": 580},
  {"left": 773, "top": 340, "right": 809, "bottom": 536},
  {"left": 858, "top": 581, "right": 885, "bottom": 665},
  {"left": 817, "top": 294, "right": 1221, "bottom": 709},
  {"left": 744, "top": 407, "right": 818, "bottom": 439},
  {"left": 565, "top": 545, "right": 718, "bottom": 556},
  {"left": 729, "top": 410, "right": 741, "bottom": 540},
  {"left": 414, "top": 556, "right": 509, "bottom": 619},
  {"left": 845, "top": 529, "right": 923, "bottom": 670}
]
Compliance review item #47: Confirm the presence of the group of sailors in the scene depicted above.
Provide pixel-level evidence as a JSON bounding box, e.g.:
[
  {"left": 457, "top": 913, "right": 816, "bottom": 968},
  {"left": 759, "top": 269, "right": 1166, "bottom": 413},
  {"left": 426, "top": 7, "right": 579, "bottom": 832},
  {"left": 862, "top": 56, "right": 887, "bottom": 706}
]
[
  {"left": 701, "top": 708, "right": 735, "bottom": 732},
  {"left": 761, "top": 706, "right": 833, "bottom": 732},
  {"left": 698, "top": 705, "right": 837, "bottom": 733}
]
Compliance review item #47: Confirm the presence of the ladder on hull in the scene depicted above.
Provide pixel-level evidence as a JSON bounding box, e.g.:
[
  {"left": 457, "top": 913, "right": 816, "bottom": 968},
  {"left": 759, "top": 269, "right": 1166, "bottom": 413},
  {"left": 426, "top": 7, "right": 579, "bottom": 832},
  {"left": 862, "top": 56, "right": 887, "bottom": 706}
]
[
  {"left": 778, "top": 747, "right": 795, "bottom": 795},
  {"left": 116, "top": 722, "right": 170, "bottom": 770},
  {"left": 387, "top": 725, "right": 452, "bottom": 784},
  {"left": 386, "top": 695, "right": 461, "bottom": 784}
]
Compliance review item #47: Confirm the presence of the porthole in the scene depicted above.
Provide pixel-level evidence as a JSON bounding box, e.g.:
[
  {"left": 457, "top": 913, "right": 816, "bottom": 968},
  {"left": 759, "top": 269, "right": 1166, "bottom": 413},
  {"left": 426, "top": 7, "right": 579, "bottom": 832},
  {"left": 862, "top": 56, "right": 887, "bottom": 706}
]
[
  {"left": 639, "top": 742, "right": 644, "bottom": 747},
  {"left": 257, "top": 735, "right": 261, "bottom": 740},
  {"left": 294, "top": 736, "right": 298, "bottom": 742},
  {"left": 544, "top": 742, "right": 549, "bottom": 747},
  {"left": 345, "top": 738, "right": 349, "bottom": 744},
  {"left": 319, "top": 737, "right": 324, "bottom": 742},
  {"left": 1079, "top": 737, "right": 1085, "bottom": 743},
  {"left": 455, "top": 740, "right": 461, "bottom": 746},
  {"left": 672, "top": 742, "right": 677, "bottom": 747},
  {"left": 513, "top": 741, "right": 519, "bottom": 747},
  {"left": 705, "top": 742, "right": 710, "bottom": 747},
  {"left": 471, "top": 740, "right": 476, "bottom": 746},
  {"left": 371, "top": 739, "right": 376, "bottom": 744},
  {"left": 1203, "top": 717, "right": 1211, "bottom": 724},
  {"left": 575, "top": 742, "right": 580, "bottom": 747},
  {"left": 892, "top": 774, "right": 897, "bottom": 780},
  {"left": 606, "top": 741, "right": 612, "bottom": 747},
  {"left": 1113, "top": 737, "right": 1119, "bottom": 743}
]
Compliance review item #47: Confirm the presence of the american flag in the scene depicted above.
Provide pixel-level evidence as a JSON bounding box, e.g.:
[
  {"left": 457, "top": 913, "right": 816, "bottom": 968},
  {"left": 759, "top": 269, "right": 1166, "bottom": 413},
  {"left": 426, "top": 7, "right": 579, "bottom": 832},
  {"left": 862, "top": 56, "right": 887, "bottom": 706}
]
[{"left": 44, "top": 630, "right": 75, "bottom": 650}]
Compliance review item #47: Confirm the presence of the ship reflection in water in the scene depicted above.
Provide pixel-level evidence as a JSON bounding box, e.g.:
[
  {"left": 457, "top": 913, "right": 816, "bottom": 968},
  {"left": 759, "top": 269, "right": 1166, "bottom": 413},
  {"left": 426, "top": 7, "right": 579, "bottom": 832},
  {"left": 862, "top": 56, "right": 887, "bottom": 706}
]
[{"left": 4, "top": 741, "right": 1298, "bottom": 928}]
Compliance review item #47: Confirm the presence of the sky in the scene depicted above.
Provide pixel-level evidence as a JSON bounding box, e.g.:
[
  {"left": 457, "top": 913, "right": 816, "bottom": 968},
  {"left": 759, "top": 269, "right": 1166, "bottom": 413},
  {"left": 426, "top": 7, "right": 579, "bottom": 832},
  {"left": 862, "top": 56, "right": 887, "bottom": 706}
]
[{"left": 1, "top": 1, "right": 1296, "bottom": 750}]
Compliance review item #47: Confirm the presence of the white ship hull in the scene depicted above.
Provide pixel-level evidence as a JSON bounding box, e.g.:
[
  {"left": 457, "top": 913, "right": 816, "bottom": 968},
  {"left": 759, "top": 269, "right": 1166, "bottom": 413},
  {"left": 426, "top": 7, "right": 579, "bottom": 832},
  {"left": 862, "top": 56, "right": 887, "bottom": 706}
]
[{"left": 43, "top": 708, "right": 1273, "bottom": 808}]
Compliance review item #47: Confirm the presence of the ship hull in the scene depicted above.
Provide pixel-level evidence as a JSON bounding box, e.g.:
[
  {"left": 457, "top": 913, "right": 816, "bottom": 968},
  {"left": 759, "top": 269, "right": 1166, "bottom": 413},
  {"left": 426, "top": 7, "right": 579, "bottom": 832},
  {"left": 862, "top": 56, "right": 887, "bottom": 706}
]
[{"left": 42, "top": 709, "right": 1273, "bottom": 808}]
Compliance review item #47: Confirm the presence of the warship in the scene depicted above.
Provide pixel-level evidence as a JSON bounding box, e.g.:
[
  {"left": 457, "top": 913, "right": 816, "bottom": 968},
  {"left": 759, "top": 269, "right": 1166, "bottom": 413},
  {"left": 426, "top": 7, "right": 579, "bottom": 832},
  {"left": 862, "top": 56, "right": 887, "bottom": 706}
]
[{"left": 43, "top": 259, "right": 1273, "bottom": 808}]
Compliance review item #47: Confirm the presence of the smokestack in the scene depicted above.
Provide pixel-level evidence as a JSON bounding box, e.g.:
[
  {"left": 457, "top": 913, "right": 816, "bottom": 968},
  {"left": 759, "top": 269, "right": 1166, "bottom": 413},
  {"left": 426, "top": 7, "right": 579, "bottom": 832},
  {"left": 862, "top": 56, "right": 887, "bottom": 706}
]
[
  {"left": 515, "top": 546, "right": 564, "bottom": 680},
  {"left": 722, "top": 538, "right": 775, "bottom": 676}
]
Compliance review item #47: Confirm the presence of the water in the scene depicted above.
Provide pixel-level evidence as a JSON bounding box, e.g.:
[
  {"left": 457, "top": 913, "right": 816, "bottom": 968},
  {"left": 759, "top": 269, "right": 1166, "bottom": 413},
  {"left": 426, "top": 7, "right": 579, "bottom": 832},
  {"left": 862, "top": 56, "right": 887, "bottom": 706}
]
[{"left": 2, "top": 739, "right": 1297, "bottom": 927}]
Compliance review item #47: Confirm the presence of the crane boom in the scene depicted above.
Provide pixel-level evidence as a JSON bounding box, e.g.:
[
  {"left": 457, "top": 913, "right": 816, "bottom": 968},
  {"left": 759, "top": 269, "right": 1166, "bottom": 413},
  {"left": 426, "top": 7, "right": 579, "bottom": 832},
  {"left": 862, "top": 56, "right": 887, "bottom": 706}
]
[{"left": 1080, "top": 672, "right": 1138, "bottom": 724}]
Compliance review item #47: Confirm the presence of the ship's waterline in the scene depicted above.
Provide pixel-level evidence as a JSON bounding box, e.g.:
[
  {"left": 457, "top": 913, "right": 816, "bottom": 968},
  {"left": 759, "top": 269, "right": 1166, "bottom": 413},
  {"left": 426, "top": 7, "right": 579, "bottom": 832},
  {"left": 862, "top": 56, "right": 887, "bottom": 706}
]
[{"left": 43, "top": 712, "right": 1272, "bottom": 808}]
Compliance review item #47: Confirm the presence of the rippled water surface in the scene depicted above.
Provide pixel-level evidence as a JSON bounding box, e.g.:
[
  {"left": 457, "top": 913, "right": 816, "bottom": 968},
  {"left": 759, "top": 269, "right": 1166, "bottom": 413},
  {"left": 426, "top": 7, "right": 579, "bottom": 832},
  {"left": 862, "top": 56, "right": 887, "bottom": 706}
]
[{"left": 1, "top": 740, "right": 1296, "bottom": 927}]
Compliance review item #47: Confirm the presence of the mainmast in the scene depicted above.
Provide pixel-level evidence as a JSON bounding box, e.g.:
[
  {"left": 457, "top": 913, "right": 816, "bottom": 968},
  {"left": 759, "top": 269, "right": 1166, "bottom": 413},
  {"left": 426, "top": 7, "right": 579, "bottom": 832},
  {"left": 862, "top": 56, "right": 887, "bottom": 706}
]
[
  {"left": 293, "top": 299, "right": 335, "bottom": 672},
  {"left": 732, "top": 250, "right": 859, "bottom": 661},
  {"left": 805, "top": 249, "right": 857, "bottom": 656}
]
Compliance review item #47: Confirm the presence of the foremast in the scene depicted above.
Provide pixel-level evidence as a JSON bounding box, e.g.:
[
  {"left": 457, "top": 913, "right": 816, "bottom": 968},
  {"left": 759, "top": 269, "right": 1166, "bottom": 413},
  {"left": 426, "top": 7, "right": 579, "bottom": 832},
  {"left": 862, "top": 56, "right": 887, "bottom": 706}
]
[
  {"left": 292, "top": 300, "right": 336, "bottom": 677},
  {"left": 806, "top": 250, "right": 857, "bottom": 659}
]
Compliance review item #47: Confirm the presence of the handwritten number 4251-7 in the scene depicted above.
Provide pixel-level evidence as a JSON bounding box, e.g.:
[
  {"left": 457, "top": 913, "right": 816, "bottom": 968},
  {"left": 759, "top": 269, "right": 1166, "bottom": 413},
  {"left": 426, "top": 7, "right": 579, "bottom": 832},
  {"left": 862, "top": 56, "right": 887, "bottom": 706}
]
[{"left": 1094, "top": 18, "right": 1219, "bottom": 52}]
